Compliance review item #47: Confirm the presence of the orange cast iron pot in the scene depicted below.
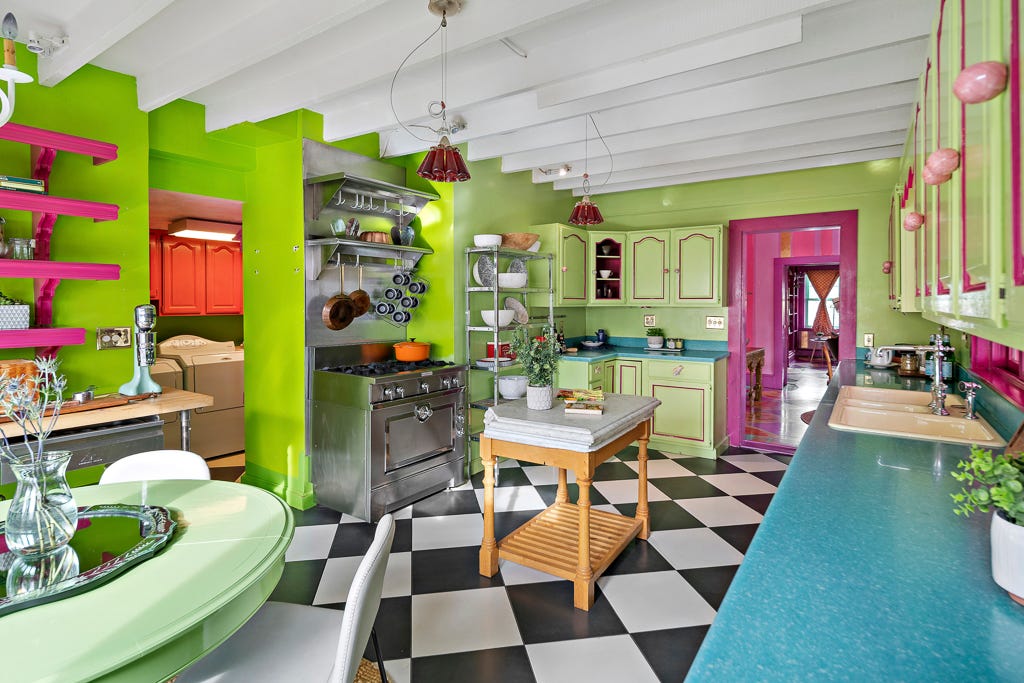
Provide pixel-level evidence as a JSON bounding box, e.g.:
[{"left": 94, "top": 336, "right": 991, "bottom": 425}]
[{"left": 394, "top": 339, "right": 430, "bottom": 362}]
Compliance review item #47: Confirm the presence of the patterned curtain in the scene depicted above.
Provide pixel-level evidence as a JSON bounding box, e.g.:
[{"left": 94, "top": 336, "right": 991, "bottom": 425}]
[{"left": 807, "top": 269, "right": 839, "bottom": 336}]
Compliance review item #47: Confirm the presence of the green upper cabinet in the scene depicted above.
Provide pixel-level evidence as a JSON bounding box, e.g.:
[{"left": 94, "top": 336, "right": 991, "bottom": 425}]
[
  {"left": 626, "top": 231, "right": 671, "bottom": 305},
  {"left": 671, "top": 225, "right": 724, "bottom": 306},
  {"left": 589, "top": 232, "right": 627, "bottom": 306},
  {"left": 529, "top": 223, "right": 589, "bottom": 307}
]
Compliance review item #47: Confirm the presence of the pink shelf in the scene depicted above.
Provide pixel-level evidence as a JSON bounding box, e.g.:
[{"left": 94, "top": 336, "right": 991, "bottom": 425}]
[
  {"left": 0, "top": 327, "right": 85, "bottom": 350},
  {"left": 0, "top": 260, "right": 119, "bottom": 280},
  {"left": 0, "top": 123, "right": 117, "bottom": 165},
  {"left": 0, "top": 189, "right": 118, "bottom": 222}
]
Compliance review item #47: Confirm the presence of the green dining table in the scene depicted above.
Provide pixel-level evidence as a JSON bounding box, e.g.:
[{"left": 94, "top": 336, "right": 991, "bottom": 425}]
[{"left": 0, "top": 479, "right": 294, "bottom": 683}]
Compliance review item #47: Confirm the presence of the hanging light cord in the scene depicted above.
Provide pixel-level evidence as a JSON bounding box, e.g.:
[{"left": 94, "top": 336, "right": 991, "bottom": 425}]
[
  {"left": 388, "top": 14, "right": 446, "bottom": 144},
  {"left": 589, "top": 113, "right": 614, "bottom": 187}
]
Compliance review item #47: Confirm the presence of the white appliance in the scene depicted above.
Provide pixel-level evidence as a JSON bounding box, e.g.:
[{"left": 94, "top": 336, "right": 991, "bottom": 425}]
[{"left": 154, "top": 335, "right": 245, "bottom": 458}]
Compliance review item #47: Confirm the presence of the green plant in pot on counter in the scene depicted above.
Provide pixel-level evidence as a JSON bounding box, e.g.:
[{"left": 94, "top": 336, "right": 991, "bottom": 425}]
[
  {"left": 510, "top": 325, "right": 560, "bottom": 410},
  {"left": 646, "top": 327, "right": 665, "bottom": 350},
  {"left": 952, "top": 445, "right": 1024, "bottom": 604}
]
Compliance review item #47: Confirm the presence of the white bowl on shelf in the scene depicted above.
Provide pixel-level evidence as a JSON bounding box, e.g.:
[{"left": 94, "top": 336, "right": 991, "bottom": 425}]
[
  {"left": 527, "top": 241, "right": 541, "bottom": 252},
  {"left": 498, "top": 375, "right": 528, "bottom": 399},
  {"left": 481, "top": 309, "right": 514, "bottom": 327},
  {"left": 474, "top": 234, "right": 502, "bottom": 247},
  {"left": 599, "top": 269, "right": 612, "bottom": 278},
  {"left": 497, "top": 272, "right": 528, "bottom": 288}
]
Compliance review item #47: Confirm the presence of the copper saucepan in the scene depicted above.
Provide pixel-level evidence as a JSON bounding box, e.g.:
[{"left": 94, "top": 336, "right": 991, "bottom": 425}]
[
  {"left": 322, "top": 294, "right": 354, "bottom": 330},
  {"left": 350, "top": 265, "right": 371, "bottom": 317},
  {"left": 359, "top": 231, "right": 392, "bottom": 244}
]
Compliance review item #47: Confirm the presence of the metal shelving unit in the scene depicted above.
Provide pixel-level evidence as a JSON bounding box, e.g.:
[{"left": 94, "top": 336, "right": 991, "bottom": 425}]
[{"left": 464, "top": 246, "right": 554, "bottom": 425}]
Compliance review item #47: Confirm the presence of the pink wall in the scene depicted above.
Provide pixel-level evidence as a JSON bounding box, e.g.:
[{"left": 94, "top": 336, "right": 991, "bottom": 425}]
[{"left": 744, "top": 228, "right": 839, "bottom": 389}]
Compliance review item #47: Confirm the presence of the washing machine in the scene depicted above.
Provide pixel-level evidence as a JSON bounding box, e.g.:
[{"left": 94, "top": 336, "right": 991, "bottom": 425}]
[{"left": 154, "top": 335, "right": 245, "bottom": 458}]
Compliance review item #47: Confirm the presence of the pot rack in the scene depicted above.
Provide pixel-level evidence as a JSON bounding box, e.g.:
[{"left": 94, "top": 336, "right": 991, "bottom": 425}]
[
  {"left": 306, "top": 237, "right": 433, "bottom": 281},
  {"left": 306, "top": 171, "right": 439, "bottom": 229}
]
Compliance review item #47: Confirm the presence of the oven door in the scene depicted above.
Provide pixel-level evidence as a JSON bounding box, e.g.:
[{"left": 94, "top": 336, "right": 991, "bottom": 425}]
[{"left": 369, "top": 388, "right": 464, "bottom": 482}]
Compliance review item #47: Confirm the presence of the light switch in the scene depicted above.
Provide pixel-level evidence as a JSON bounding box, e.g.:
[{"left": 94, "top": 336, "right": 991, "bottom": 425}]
[
  {"left": 705, "top": 316, "right": 725, "bottom": 330},
  {"left": 97, "top": 327, "right": 132, "bottom": 350}
]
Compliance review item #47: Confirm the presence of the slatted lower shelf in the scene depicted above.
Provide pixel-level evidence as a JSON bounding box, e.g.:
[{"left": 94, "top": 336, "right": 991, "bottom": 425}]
[{"left": 497, "top": 502, "right": 642, "bottom": 581}]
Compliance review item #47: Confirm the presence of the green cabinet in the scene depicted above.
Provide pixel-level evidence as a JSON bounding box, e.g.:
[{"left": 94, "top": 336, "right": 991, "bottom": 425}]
[
  {"left": 627, "top": 231, "right": 671, "bottom": 304},
  {"left": 643, "top": 358, "right": 726, "bottom": 458},
  {"left": 529, "top": 223, "right": 589, "bottom": 307},
  {"left": 672, "top": 226, "right": 724, "bottom": 306},
  {"left": 613, "top": 360, "right": 642, "bottom": 395},
  {"left": 557, "top": 358, "right": 605, "bottom": 391},
  {"left": 589, "top": 232, "right": 627, "bottom": 306}
]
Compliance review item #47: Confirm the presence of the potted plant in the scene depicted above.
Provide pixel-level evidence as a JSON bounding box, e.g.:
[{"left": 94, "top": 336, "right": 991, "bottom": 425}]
[
  {"left": 646, "top": 327, "right": 665, "bottom": 349},
  {"left": 952, "top": 446, "right": 1024, "bottom": 604},
  {"left": 509, "top": 325, "right": 560, "bottom": 410},
  {"left": 0, "top": 357, "right": 76, "bottom": 558}
]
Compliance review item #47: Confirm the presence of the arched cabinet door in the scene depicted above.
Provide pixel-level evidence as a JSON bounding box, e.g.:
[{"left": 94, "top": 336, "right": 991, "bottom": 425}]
[
  {"left": 161, "top": 237, "right": 206, "bottom": 316},
  {"left": 672, "top": 226, "right": 724, "bottom": 307},
  {"left": 627, "top": 232, "right": 670, "bottom": 305},
  {"left": 559, "top": 227, "right": 589, "bottom": 306}
]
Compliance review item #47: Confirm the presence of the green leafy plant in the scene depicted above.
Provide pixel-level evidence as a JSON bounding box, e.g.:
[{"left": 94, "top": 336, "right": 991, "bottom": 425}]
[
  {"left": 646, "top": 327, "right": 664, "bottom": 337},
  {"left": 952, "top": 446, "right": 1024, "bottom": 524},
  {"left": 0, "top": 290, "right": 27, "bottom": 306},
  {"left": 0, "top": 357, "right": 66, "bottom": 465},
  {"left": 509, "top": 325, "right": 559, "bottom": 387}
]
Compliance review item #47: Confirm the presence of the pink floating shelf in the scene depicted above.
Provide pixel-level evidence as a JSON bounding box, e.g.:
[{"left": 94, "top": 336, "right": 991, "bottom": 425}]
[
  {"left": 0, "top": 123, "right": 117, "bottom": 165},
  {"left": 0, "top": 189, "right": 118, "bottom": 222},
  {"left": 0, "top": 327, "right": 85, "bottom": 350},
  {"left": 0, "top": 260, "right": 119, "bottom": 280}
]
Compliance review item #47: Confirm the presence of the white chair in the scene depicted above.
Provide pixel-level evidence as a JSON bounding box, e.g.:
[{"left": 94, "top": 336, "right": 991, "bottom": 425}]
[
  {"left": 98, "top": 449, "right": 210, "bottom": 484},
  {"left": 178, "top": 514, "right": 396, "bottom": 683}
]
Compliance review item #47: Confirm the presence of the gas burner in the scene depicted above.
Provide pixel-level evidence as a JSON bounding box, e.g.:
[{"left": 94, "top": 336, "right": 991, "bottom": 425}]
[{"left": 329, "top": 359, "right": 456, "bottom": 376}]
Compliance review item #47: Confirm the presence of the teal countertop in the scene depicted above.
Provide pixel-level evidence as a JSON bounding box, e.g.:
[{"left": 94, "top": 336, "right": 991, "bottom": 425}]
[
  {"left": 687, "top": 361, "right": 1024, "bottom": 681},
  {"left": 559, "top": 345, "right": 729, "bottom": 363}
]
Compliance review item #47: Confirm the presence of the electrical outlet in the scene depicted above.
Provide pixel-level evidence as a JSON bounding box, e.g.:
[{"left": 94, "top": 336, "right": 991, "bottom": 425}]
[
  {"left": 863, "top": 333, "right": 875, "bottom": 347},
  {"left": 705, "top": 316, "right": 725, "bottom": 330},
  {"left": 643, "top": 314, "right": 656, "bottom": 327},
  {"left": 97, "top": 327, "right": 131, "bottom": 350}
]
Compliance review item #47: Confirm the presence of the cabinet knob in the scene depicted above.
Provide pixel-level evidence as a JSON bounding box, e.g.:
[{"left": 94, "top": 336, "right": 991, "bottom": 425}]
[
  {"left": 674, "top": 269, "right": 680, "bottom": 274},
  {"left": 561, "top": 266, "right": 567, "bottom": 272},
  {"left": 663, "top": 268, "right": 669, "bottom": 274}
]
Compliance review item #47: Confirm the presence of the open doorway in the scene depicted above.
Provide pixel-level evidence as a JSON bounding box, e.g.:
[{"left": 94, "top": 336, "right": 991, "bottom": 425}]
[{"left": 727, "top": 211, "right": 858, "bottom": 453}]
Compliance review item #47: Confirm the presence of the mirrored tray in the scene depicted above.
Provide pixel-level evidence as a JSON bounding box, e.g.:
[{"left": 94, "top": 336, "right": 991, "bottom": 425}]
[{"left": 0, "top": 504, "right": 176, "bottom": 617}]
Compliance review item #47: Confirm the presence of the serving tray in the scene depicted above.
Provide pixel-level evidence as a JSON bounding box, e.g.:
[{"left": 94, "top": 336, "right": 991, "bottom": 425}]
[{"left": 0, "top": 504, "right": 176, "bottom": 617}]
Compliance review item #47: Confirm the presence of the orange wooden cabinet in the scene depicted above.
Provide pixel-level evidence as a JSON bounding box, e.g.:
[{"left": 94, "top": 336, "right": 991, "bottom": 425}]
[
  {"left": 149, "top": 232, "right": 161, "bottom": 301},
  {"left": 153, "top": 234, "right": 243, "bottom": 316}
]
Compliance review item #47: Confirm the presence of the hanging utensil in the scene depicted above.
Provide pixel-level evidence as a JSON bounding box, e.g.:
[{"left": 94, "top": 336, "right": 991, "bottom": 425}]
[
  {"left": 2, "top": 14, "right": 18, "bottom": 67},
  {"left": 350, "top": 265, "right": 371, "bottom": 317}
]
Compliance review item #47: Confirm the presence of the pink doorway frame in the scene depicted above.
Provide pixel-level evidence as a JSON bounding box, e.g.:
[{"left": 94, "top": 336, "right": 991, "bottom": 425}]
[
  {"left": 728, "top": 211, "right": 858, "bottom": 450},
  {"left": 771, "top": 256, "right": 840, "bottom": 389}
]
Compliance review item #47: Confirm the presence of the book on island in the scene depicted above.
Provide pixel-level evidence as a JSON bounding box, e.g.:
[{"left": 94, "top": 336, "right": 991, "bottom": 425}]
[
  {"left": 557, "top": 388, "right": 605, "bottom": 401},
  {"left": 564, "top": 399, "right": 604, "bottom": 415}
]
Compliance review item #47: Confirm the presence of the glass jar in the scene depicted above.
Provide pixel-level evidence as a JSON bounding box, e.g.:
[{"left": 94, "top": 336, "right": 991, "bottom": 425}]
[
  {"left": 9, "top": 237, "right": 34, "bottom": 260},
  {"left": 4, "top": 450, "right": 78, "bottom": 558}
]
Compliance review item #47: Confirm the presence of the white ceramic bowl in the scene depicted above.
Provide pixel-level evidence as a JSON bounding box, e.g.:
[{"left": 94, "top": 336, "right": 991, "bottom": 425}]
[
  {"left": 527, "top": 241, "right": 541, "bottom": 252},
  {"left": 497, "top": 272, "right": 528, "bottom": 288},
  {"left": 580, "top": 340, "right": 603, "bottom": 348},
  {"left": 474, "top": 234, "right": 503, "bottom": 247},
  {"left": 498, "top": 375, "right": 529, "bottom": 399},
  {"left": 481, "top": 309, "right": 514, "bottom": 327},
  {"left": 599, "top": 269, "right": 612, "bottom": 278}
]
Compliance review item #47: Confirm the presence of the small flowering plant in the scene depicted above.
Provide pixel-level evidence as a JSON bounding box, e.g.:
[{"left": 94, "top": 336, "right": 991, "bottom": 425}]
[
  {"left": 0, "top": 356, "right": 67, "bottom": 466},
  {"left": 510, "top": 325, "right": 560, "bottom": 387}
]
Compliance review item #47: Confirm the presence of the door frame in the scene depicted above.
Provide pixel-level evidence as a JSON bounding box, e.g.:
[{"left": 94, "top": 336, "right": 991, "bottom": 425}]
[
  {"left": 727, "top": 210, "right": 858, "bottom": 449},
  {"left": 772, "top": 256, "right": 840, "bottom": 389}
]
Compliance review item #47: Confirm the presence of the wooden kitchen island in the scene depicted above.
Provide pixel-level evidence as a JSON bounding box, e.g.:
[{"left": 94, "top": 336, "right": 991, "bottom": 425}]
[{"left": 479, "top": 394, "right": 660, "bottom": 610}]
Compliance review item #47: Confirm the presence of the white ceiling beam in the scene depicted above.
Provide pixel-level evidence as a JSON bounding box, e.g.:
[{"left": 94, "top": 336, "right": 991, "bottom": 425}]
[
  {"left": 375, "top": 0, "right": 932, "bottom": 158},
  {"left": 548, "top": 106, "right": 909, "bottom": 184},
  {"left": 511, "top": 81, "right": 916, "bottom": 176},
  {"left": 198, "top": 0, "right": 599, "bottom": 132},
  {"left": 582, "top": 146, "right": 905, "bottom": 197},
  {"left": 320, "top": 0, "right": 840, "bottom": 140},
  {"left": 36, "top": 0, "right": 174, "bottom": 87},
  {"left": 547, "top": 131, "right": 906, "bottom": 190},
  {"left": 470, "top": 39, "right": 925, "bottom": 165},
  {"left": 533, "top": 16, "right": 802, "bottom": 109}
]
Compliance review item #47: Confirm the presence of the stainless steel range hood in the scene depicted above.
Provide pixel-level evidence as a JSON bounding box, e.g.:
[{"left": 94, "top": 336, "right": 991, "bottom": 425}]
[{"left": 303, "top": 140, "right": 439, "bottom": 238}]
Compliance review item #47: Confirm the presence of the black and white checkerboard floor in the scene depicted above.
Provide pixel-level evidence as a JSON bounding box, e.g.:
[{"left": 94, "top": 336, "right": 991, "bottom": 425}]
[{"left": 274, "top": 446, "right": 790, "bottom": 683}]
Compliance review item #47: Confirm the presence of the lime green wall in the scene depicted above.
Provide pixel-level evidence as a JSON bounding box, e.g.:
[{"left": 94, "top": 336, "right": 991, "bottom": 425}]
[
  {"left": 590, "top": 159, "right": 936, "bottom": 347},
  {"left": 0, "top": 49, "right": 149, "bottom": 393}
]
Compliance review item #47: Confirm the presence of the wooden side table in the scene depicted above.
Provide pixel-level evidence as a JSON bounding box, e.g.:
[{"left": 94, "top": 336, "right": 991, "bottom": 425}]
[
  {"left": 745, "top": 346, "right": 765, "bottom": 401},
  {"left": 479, "top": 409, "right": 654, "bottom": 611}
]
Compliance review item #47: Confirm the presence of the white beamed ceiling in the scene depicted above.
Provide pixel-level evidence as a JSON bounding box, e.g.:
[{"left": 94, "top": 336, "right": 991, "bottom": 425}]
[{"left": 13, "top": 0, "right": 934, "bottom": 195}]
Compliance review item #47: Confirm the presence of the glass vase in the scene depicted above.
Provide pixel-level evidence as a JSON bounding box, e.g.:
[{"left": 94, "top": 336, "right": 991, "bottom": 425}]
[{"left": 4, "top": 450, "right": 78, "bottom": 558}]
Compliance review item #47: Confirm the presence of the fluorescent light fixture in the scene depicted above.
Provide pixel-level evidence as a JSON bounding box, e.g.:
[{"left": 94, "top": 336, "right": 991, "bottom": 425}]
[{"left": 168, "top": 218, "right": 241, "bottom": 242}]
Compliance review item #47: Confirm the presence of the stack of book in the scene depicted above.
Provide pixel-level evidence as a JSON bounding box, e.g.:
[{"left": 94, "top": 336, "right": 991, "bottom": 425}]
[
  {"left": 0, "top": 176, "right": 45, "bottom": 194},
  {"left": 560, "top": 388, "right": 606, "bottom": 416}
]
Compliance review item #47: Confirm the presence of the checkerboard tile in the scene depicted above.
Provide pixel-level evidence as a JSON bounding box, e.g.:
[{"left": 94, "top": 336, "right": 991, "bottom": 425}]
[{"left": 273, "top": 446, "right": 788, "bottom": 682}]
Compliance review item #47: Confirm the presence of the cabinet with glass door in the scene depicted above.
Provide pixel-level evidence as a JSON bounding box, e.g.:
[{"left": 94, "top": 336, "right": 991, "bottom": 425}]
[{"left": 588, "top": 233, "right": 626, "bottom": 306}]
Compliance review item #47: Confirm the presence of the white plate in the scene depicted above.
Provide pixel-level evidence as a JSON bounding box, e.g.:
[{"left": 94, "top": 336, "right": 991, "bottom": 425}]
[
  {"left": 580, "top": 340, "right": 603, "bottom": 348},
  {"left": 503, "top": 297, "right": 529, "bottom": 324},
  {"left": 476, "top": 357, "right": 515, "bottom": 368}
]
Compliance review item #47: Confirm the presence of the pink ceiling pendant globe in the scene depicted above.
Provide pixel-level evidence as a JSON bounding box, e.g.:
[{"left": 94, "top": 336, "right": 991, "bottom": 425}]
[
  {"left": 882, "top": 260, "right": 893, "bottom": 274},
  {"left": 903, "top": 211, "right": 925, "bottom": 231},
  {"left": 926, "top": 147, "right": 961, "bottom": 175},
  {"left": 920, "top": 165, "right": 951, "bottom": 186},
  {"left": 953, "top": 61, "right": 1008, "bottom": 104}
]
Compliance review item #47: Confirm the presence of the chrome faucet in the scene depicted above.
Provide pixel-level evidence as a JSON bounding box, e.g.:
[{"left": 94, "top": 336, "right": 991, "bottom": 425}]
[
  {"left": 874, "top": 334, "right": 955, "bottom": 416},
  {"left": 959, "top": 381, "right": 980, "bottom": 420}
]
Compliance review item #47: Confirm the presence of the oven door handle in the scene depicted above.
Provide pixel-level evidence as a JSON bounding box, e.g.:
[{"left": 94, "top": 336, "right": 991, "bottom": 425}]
[{"left": 415, "top": 403, "right": 434, "bottom": 422}]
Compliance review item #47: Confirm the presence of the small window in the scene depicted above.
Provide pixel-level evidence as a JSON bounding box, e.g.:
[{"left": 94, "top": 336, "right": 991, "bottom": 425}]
[{"left": 804, "top": 275, "right": 840, "bottom": 331}]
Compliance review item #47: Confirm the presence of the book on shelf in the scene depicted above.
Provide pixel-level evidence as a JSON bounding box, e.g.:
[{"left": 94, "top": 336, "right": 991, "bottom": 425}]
[
  {"left": 0, "top": 184, "right": 46, "bottom": 194},
  {"left": 564, "top": 399, "right": 604, "bottom": 415},
  {"left": 556, "top": 388, "right": 605, "bottom": 401}
]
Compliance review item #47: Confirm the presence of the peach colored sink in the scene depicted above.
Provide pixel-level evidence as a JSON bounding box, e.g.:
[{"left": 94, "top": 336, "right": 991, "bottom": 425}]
[{"left": 829, "top": 386, "right": 1005, "bottom": 447}]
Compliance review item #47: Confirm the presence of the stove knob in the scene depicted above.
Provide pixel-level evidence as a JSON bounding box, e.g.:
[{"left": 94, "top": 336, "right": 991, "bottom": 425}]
[
  {"left": 382, "top": 386, "right": 394, "bottom": 401},
  {"left": 395, "top": 385, "right": 405, "bottom": 399},
  {"left": 451, "top": 376, "right": 461, "bottom": 388},
  {"left": 420, "top": 381, "right": 430, "bottom": 393},
  {"left": 442, "top": 377, "right": 452, "bottom": 389}
]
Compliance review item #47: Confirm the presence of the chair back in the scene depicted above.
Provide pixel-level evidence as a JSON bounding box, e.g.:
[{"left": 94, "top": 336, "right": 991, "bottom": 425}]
[
  {"left": 99, "top": 449, "right": 211, "bottom": 484},
  {"left": 330, "top": 514, "right": 396, "bottom": 683}
]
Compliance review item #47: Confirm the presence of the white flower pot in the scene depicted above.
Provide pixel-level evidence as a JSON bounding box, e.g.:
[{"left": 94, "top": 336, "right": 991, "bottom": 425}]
[
  {"left": 647, "top": 336, "right": 664, "bottom": 349},
  {"left": 526, "top": 385, "right": 553, "bottom": 411},
  {"left": 991, "top": 511, "right": 1024, "bottom": 605}
]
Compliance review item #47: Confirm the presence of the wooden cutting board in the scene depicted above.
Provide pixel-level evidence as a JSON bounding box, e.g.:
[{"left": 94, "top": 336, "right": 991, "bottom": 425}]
[{"left": 0, "top": 393, "right": 133, "bottom": 424}]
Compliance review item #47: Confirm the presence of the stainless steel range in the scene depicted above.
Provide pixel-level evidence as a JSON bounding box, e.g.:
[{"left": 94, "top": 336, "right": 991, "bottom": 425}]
[{"left": 308, "top": 343, "right": 467, "bottom": 522}]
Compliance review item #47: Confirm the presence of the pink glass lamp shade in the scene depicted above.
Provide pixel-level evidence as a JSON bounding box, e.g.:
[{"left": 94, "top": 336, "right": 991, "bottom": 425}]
[
  {"left": 926, "top": 148, "right": 961, "bottom": 175},
  {"left": 920, "top": 165, "right": 951, "bottom": 186},
  {"left": 416, "top": 136, "right": 470, "bottom": 183},
  {"left": 568, "top": 196, "right": 604, "bottom": 225},
  {"left": 903, "top": 211, "right": 925, "bottom": 231},
  {"left": 953, "top": 61, "right": 1008, "bottom": 104}
]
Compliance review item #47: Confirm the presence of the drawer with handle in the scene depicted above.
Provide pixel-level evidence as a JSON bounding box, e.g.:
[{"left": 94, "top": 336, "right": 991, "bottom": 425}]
[{"left": 645, "top": 359, "right": 712, "bottom": 383}]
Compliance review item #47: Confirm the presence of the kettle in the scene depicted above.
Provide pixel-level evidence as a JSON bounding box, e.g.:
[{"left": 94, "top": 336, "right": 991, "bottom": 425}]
[{"left": 595, "top": 329, "right": 608, "bottom": 345}]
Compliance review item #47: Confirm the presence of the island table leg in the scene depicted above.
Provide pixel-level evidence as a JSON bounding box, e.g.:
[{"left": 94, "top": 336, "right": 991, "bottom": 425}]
[
  {"left": 637, "top": 431, "right": 650, "bottom": 540},
  {"left": 479, "top": 437, "right": 499, "bottom": 577},
  {"left": 575, "top": 474, "right": 595, "bottom": 610},
  {"left": 555, "top": 468, "right": 568, "bottom": 503}
]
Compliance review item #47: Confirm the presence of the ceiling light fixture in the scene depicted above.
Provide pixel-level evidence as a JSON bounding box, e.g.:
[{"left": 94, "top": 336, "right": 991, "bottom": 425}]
[
  {"left": 568, "top": 115, "right": 613, "bottom": 226},
  {"left": 0, "top": 13, "right": 33, "bottom": 129},
  {"left": 538, "top": 164, "right": 572, "bottom": 177},
  {"left": 169, "top": 218, "right": 242, "bottom": 243},
  {"left": 390, "top": 0, "right": 470, "bottom": 183}
]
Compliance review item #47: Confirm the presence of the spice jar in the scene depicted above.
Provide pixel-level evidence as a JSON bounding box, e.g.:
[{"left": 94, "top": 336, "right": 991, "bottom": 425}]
[{"left": 9, "top": 238, "right": 33, "bottom": 260}]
